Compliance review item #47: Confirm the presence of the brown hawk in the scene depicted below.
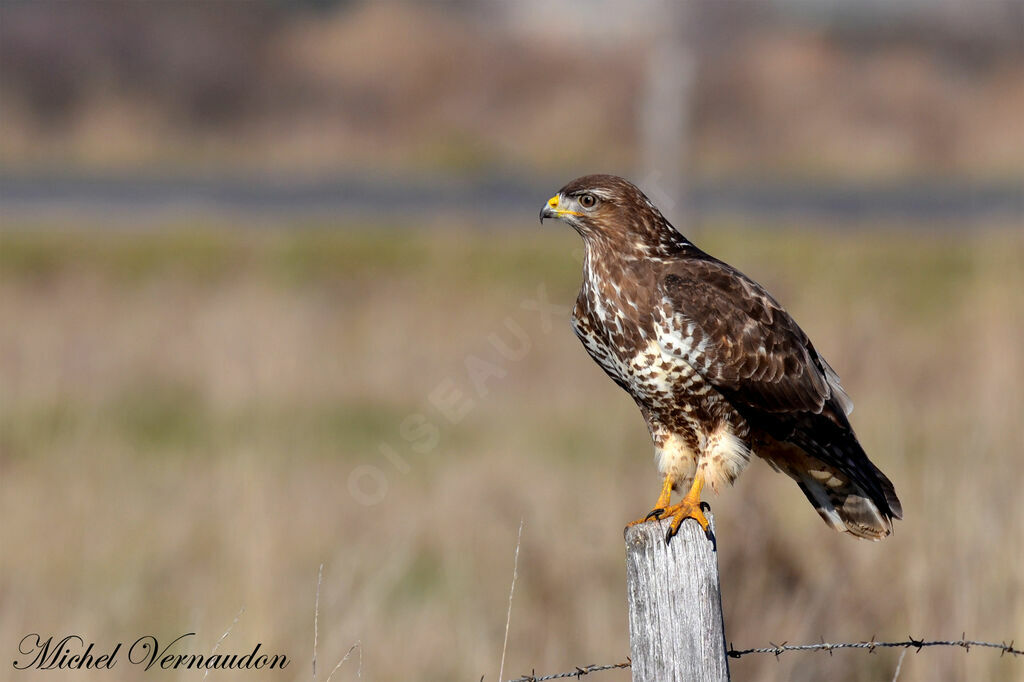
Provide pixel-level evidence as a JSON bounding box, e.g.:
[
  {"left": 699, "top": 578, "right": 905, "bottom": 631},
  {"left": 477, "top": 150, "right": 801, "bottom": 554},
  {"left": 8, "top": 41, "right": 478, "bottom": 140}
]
[{"left": 540, "top": 174, "right": 902, "bottom": 542}]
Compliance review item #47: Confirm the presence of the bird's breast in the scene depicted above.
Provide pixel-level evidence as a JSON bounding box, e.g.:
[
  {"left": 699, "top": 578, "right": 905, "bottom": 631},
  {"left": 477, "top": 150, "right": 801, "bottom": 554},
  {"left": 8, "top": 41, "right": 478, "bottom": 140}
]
[{"left": 572, "top": 289, "right": 699, "bottom": 410}]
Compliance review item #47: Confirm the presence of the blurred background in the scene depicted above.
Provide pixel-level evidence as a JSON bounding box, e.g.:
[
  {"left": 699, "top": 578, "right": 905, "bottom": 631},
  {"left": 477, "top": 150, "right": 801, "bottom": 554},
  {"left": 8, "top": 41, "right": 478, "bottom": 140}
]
[{"left": 1, "top": 1, "right": 1022, "bottom": 681}]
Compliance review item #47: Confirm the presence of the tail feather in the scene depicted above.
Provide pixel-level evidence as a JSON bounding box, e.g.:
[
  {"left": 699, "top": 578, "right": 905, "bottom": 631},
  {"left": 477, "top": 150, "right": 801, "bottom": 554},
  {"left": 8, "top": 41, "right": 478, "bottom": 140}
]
[
  {"left": 872, "top": 464, "right": 904, "bottom": 520},
  {"left": 760, "top": 435, "right": 901, "bottom": 541},
  {"left": 796, "top": 474, "right": 895, "bottom": 540}
]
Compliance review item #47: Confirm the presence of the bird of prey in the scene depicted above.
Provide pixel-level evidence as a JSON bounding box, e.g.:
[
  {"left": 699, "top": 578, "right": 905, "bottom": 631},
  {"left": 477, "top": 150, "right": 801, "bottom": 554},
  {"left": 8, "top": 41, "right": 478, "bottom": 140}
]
[{"left": 540, "top": 174, "right": 902, "bottom": 542}]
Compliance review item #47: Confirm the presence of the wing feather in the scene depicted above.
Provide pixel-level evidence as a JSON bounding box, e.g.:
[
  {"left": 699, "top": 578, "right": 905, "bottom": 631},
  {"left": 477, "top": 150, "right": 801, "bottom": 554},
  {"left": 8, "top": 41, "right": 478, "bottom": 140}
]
[
  {"left": 659, "top": 259, "right": 843, "bottom": 418},
  {"left": 658, "top": 256, "right": 901, "bottom": 525}
]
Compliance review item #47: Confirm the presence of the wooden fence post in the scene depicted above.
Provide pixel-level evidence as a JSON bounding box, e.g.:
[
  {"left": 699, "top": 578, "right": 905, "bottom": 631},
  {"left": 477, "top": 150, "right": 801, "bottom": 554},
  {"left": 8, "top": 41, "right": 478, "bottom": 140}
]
[{"left": 624, "top": 513, "right": 730, "bottom": 681}]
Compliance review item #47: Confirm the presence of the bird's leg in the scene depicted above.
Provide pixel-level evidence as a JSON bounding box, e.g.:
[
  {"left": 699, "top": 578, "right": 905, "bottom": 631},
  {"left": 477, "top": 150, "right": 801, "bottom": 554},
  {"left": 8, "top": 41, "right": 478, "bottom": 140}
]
[
  {"left": 626, "top": 474, "right": 675, "bottom": 527},
  {"left": 661, "top": 473, "right": 712, "bottom": 543}
]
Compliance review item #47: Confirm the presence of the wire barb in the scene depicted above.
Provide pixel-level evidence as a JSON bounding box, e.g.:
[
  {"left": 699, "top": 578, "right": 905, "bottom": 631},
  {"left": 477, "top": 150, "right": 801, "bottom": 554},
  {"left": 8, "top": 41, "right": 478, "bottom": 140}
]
[
  {"left": 505, "top": 637, "right": 1021, "bottom": 681},
  {"left": 505, "top": 660, "right": 631, "bottom": 682},
  {"left": 726, "top": 637, "right": 1023, "bottom": 659}
]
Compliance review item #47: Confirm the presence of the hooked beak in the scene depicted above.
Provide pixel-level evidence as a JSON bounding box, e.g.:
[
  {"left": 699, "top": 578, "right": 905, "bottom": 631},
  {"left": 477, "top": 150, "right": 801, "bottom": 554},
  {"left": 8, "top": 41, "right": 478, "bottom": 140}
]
[{"left": 539, "top": 194, "right": 579, "bottom": 224}]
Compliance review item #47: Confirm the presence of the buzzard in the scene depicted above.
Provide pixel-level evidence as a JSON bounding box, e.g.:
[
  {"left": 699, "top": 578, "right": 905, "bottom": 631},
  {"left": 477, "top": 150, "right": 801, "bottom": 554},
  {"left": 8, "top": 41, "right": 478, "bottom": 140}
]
[{"left": 540, "top": 175, "right": 902, "bottom": 542}]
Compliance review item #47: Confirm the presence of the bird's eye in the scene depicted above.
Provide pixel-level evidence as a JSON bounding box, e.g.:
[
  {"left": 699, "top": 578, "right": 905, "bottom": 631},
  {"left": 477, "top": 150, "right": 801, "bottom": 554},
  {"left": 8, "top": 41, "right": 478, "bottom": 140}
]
[{"left": 578, "top": 193, "right": 597, "bottom": 209}]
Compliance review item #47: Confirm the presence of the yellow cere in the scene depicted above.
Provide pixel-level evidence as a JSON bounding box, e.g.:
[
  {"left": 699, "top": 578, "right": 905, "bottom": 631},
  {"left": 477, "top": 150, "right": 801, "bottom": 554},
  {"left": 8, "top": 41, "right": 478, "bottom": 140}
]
[{"left": 548, "top": 193, "right": 581, "bottom": 217}]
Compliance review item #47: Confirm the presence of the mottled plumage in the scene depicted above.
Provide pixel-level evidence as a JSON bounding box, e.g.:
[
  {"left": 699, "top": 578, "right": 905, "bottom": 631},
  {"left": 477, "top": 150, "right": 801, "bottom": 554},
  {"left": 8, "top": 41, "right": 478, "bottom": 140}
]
[{"left": 540, "top": 174, "right": 902, "bottom": 540}]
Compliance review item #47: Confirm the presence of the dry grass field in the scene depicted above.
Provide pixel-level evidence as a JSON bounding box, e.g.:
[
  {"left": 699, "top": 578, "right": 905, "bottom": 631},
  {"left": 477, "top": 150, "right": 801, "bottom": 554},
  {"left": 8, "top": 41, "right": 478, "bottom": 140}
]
[{"left": 1, "top": 221, "right": 1022, "bottom": 681}]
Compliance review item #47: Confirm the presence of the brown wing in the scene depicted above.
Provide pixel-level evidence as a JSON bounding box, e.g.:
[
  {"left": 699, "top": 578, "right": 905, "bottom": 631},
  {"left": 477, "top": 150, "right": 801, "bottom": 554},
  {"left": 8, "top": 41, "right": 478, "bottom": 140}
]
[
  {"left": 659, "top": 256, "right": 902, "bottom": 528},
  {"left": 660, "top": 258, "right": 848, "bottom": 419}
]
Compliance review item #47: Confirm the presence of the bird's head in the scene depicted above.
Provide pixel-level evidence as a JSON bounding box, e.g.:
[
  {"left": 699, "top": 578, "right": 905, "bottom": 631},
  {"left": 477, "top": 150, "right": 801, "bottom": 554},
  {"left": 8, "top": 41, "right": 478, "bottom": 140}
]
[{"left": 539, "top": 174, "right": 687, "bottom": 254}]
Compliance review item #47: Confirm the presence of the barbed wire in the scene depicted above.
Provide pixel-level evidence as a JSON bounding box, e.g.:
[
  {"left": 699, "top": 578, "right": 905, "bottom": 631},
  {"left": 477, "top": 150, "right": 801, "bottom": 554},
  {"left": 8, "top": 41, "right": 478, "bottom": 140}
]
[
  {"left": 504, "top": 660, "right": 631, "bottom": 681},
  {"left": 727, "top": 635, "right": 1022, "bottom": 659},
  {"left": 502, "top": 636, "right": 1020, "bottom": 682}
]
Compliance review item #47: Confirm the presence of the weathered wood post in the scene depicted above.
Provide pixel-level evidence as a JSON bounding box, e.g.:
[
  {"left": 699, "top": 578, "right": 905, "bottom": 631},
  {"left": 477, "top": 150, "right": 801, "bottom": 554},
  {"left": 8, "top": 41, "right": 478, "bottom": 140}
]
[{"left": 624, "top": 513, "right": 729, "bottom": 681}]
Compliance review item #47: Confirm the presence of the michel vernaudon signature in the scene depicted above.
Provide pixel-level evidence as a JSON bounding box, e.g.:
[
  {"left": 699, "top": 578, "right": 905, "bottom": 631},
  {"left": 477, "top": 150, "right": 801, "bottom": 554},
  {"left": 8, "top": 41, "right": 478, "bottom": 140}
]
[{"left": 13, "top": 633, "right": 289, "bottom": 672}]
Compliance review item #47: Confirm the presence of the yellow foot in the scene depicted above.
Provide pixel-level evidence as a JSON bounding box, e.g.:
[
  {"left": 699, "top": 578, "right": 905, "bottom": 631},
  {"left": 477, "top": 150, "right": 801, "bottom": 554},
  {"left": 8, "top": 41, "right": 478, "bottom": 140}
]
[
  {"left": 628, "top": 474, "right": 713, "bottom": 544},
  {"left": 626, "top": 474, "right": 674, "bottom": 527},
  {"left": 661, "top": 498, "right": 712, "bottom": 544}
]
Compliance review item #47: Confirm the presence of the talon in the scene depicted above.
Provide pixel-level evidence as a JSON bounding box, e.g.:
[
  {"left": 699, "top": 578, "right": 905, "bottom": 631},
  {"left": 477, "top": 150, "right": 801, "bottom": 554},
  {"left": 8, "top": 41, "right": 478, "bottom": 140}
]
[
  {"left": 700, "top": 501, "right": 711, "bottom": 513},
  {"left": 661, "top": 474, "right": 712, "bottom": 543},
  {"left": 627, "top": 474, "right": 675, "bottom": 527}
]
